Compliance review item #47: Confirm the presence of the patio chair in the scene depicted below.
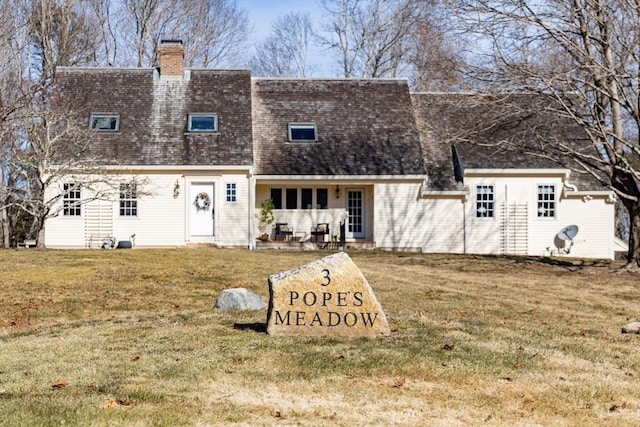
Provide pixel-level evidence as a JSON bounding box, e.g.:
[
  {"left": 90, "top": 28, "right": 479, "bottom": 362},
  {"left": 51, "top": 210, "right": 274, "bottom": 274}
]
[
  {"left": 275, "top": 223, "right": 294, "bottom": 241},
  {"left": 311, "top": 223, "right": 330, "bottom": 244}
]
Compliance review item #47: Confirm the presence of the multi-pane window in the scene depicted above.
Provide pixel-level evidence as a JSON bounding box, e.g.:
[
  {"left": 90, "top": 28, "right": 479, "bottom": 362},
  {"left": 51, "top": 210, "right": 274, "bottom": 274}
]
[
  {"left": 119, "top": 183, "right": 138, "bottom": 217},
  {"left": 537, "top": 185, "right": 556, "bottom": 217},
  {"left": 188, "top": 113, "right": 217, "bottom": 132},
  {"left": 270, "top": 187, "right": 329, "bottom": 209},
  {"left": 286, "top": 188, "right": 298, "bottom": 209},
  {"left": 270, "top": 188, "right": 283, "bottom": 209},
  {"left": 316, "top": 188, "right": 328, "bottom": 209},
  {"left": 90, "top": 114, "right": 119, "bottom": 132},
  {"left": 288, "top": 123, "right": 317, "bottom": 142},
  {"left": 63, "top": 183, "right": 81, "bottom": 216},
  {"left": 301, "top": 188, "right": 313, "bottom": 209},
  {"left": 476, "top": 185, "right": 494, "bottom": 218},
  {"left": 226, "top": 183, "right": 237, "bottom": 202}
]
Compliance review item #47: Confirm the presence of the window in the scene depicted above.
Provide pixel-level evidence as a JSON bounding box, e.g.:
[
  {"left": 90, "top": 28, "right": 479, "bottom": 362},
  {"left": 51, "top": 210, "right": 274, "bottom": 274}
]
[
  {"left": 537, "top": 185, "right": 556, "bottom": 217},
  {"left": 301, "top": 188, "right": 313, "bottom": 209},
  {"left": 476, "top": 185, "right": 494, "bottom": 218},
  {"left": 226, "top": 183, "right": 237, "bottom": 202},
  {"left": 90, "top": 114, "right": 119, "bottom": 132},
  {"left": 188, "top": 114, "right": 217, "bottom": 132},
  {"left": 270, "top": 187, "right": 328, "bottom": 209},
  {"left": 119, "top": 183, "right": 138, "bottom": 217},
  {"left": 63, "top": 183, "right": 81, "bottom": 216},
  {"left": 270, "top": 188, "right": 282, "bottom": 209},
  {"left": 316, "top": 188, "right": 328, "bottom": 209},
  {"left": 286, "top": 188, "right": 298, "bottom": 209},
  {"left": 288, "top": 123, "right": 317, "bottom": 142}
]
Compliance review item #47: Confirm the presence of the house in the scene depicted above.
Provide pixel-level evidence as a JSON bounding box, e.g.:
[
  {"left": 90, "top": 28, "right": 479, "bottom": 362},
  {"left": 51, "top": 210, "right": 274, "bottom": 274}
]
[{"left": 45, "top": 40, "right": 619, "bottom": 259}]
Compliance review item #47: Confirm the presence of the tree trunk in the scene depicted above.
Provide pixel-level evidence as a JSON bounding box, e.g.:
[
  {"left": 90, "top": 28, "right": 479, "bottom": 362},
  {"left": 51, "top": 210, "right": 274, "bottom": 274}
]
[
  {"left": 37, "top": 221, "right": 46, "bottom": 249},
  {"left": 627, "top": 205, "right": 640, "bottom": 269},
  {"left": 1, "top": 205, "right": 9, "bottom": 248}
]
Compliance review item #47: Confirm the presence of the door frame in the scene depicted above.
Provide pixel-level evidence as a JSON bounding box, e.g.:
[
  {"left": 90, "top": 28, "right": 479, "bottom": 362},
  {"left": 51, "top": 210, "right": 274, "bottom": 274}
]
[
  {"left": 187, "top": 180, "right": 217, "bottom": 243},
  {"left": 345, "top": 187, "right": 366, "bottom": 239}
]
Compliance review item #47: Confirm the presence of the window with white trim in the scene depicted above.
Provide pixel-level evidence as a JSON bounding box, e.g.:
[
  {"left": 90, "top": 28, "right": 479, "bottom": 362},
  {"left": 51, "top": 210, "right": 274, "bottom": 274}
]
[
  {"left": 90, "top": 114, "right": 119, "bottom": 132},
  {"left": 119, "top": 183, "right": 138, "bottom": 217},
  {"left": 288, "top": 123, "right": 317, "bottom": 142},
  {"left": 316, "top": 188, "right": 328, "bottom": 209},
  {"left": 301, "top": 188, "right": 313, "bottom": 209},
  {"left": 270, "top": 187, "right": 328, "bottom": 209},
  {"left": 188, "top": 113, "right": 217, "bottom": 132},
  {"left": 476, "top": 185, "right": 494, "bottom": 218},
  {"left": 286, "top": 188, "right": 298, "bottom": 208},
  {"left": 63, "top": 183, "right": 81, "bottom": 216},
  {"left": 226, "top": 183, "right": 237, "bottom": 202},
  {"left": 270, "top": 188, "right": 282, "bottom": 209},
  {"left": 537, "top": 185, "right": 556, "bottom": 217}
]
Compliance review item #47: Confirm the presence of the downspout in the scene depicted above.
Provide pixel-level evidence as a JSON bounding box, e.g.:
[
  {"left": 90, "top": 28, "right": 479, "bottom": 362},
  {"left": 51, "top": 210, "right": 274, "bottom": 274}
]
[
  {"left": 504, "top": 184, "right": 509, "bottom": 255},
  {"left": 463, "top": 198, "right": 467, "bottom": 254},
  {"left": 462, "top": 188, "right": 469, "bottom": 254},
  {"left": 248, "top": 167, "right": 256, "bottom": 250},
  {"left": 563, "top": 173, "right": 578, "bottom": 195}
]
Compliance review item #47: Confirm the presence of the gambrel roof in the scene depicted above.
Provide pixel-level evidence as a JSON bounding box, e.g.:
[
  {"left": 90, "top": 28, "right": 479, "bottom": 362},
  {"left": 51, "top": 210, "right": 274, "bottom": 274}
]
[
  {"left": 411, "top": 92, "right": 606, "bottom": 191},
  {"left": 252, "top": 78, "right": 426, "bottom": 176},
  {"left": 55, "top": 67, "right": 253, "bottom": 166},
  {"left": 55, "top": 61, "right": 606, "bottom": 193}
]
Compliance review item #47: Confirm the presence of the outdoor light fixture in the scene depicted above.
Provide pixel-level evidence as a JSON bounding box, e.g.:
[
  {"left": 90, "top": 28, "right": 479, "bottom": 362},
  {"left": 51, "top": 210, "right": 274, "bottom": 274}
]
[
  {"left": 335, "top": 185, "right": 340, "bottom": 199},
  {"left": 173, "top": 180, "right": 180, "bottom": 198}
]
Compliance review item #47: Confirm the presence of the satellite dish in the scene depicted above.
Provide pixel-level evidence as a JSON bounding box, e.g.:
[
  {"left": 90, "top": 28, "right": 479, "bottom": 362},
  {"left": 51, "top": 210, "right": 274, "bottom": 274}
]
[
  {"left": 557, "top": 225, "right": 579, "bottom": 241},
  {"left": 553, "top": 225, "right": 579, "bottom": 254}
]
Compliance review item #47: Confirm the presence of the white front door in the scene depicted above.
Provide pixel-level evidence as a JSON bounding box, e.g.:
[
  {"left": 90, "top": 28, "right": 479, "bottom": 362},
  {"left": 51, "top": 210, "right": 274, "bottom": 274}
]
[
  {"left": 190, "top": 183, "right": 215, "bottom": 238},
  {"left": 346, "top": 188, "right": 365, "bottom": 239}
]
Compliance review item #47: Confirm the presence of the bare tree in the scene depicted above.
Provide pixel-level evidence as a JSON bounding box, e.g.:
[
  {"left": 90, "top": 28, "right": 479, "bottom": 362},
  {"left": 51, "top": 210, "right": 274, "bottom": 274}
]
[
  {"left": 26, "top": 0, "right": 99, "bottom": 80},
  {"left": 250, "top": 12, "right": 316, "bottom": 77},
  {"left": 319, "top": 0, "right": 420, "bottom": 78},
  {"left": 451, "top": 0, "right": 640, "bottom": 268},
  {"left": 181, "top": 0, "right": 251, "bottom": 68},
  {"left": 85, "top": 0, "right": 121, "bottom": 66},
  {"left": 409, "top": 2, "right": 465, "bottom": 91},
  {"left": 0, "top": 0, "right": 30, "bottom": 247},
  {"left": 115, "top": 0, "right": 250, "bottom": 68},
  {"left": 7, "top": 102, "right": 149, "bottom": 247}
]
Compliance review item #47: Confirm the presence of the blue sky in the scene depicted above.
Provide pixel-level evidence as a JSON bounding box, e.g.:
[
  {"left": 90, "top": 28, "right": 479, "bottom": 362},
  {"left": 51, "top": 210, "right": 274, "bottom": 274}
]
[
  {"left": 236, "top": 0, "right": 329, "bottom": 75},
  {"left": 237, "top": 0, "right": 323, "bottom": 39}
]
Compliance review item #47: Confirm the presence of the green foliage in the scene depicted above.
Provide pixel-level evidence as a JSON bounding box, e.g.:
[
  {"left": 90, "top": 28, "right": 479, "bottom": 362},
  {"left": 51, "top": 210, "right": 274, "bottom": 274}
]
[{"left": 258, "top": 198, "right": 275, "bottom": 234}]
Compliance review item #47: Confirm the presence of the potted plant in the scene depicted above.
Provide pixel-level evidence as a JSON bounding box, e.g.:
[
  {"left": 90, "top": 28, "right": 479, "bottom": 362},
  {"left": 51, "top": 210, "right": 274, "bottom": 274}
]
[{"left": 257, "top": 198, "right": 275, "bottom": 241}]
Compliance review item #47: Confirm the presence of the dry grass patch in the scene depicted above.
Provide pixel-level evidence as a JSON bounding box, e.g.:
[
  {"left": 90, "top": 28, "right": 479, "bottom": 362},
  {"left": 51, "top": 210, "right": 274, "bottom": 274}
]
[{"left": 0, "top": 249, "right": 639, "bottom": 426}]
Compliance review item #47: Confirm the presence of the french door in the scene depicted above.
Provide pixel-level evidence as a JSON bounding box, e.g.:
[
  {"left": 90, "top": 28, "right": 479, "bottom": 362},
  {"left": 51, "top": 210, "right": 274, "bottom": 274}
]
[{"left": 346, "top": 189, "right": 365, "bottom": 239}]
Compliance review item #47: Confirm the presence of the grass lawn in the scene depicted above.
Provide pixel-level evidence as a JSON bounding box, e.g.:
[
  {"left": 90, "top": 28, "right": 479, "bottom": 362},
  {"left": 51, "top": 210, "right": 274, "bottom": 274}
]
[{"left": 0, "top": 248, "right": 639, "bottom": 426}]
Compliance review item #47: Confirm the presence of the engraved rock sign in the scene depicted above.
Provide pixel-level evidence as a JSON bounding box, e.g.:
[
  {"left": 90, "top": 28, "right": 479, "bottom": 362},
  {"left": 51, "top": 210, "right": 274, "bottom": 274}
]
[{"left": 267, "top": 252, "right": 390, "bottom": 337}]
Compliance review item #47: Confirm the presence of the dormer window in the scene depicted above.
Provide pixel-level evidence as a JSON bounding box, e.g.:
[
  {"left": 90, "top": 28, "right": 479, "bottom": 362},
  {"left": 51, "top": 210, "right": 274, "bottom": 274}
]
[
  {"left": 90, "top": 114, "right": 119, "bottom": 132},
  {"left": 288, "top": 123, "right": 317, "bottom": 142},
  {"left": 188, "top": 113, "right": 217, "bottom": 132}
]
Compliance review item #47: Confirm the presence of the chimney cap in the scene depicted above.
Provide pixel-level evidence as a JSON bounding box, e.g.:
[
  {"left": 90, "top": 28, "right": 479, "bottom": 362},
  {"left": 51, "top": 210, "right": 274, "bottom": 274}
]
[{"left": 161, "top": 39, "right": 183, "bottom": 45}]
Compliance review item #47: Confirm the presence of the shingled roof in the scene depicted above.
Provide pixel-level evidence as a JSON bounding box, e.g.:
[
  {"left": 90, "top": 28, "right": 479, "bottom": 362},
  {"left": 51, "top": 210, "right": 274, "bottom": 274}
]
[
  {"left": 55, "top": 67, "right": 253, "bottom": 166},
  {"left": 252, "top": 78, "right": 426, "bottom": 176},
  {"left": 411, "top": 93, "right": 606, "bottom": 191}
]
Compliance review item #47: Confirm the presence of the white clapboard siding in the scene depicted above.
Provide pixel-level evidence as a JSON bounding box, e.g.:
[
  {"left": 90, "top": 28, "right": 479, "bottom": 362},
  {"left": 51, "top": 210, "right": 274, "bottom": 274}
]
[
  {"left": 375, "top": 182, "right": 465, "bottom": 252},
  {"left": 84, "top": 200, "right": 114, "bottom": 248},
  {"left": 500, "top": 202, "right": 528, "bottom": 255}
]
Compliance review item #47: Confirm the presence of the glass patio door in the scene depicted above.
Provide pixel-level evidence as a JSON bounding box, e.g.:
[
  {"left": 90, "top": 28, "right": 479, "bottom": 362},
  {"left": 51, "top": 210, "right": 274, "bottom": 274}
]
[{"left": 346, "top": 189, "right": 365, "bottom": 239}]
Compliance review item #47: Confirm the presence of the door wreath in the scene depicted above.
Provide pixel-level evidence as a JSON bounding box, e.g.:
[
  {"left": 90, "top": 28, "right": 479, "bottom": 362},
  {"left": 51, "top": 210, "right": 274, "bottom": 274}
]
[{"left": 193, "top": 192, "right": 211, "bottom": 211}]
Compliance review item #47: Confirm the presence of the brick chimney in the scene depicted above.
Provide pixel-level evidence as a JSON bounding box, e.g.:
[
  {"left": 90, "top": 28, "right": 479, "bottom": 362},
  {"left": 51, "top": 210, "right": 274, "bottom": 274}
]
[{"left": 159, "top": 39, "right": 184, "bottom": 80}]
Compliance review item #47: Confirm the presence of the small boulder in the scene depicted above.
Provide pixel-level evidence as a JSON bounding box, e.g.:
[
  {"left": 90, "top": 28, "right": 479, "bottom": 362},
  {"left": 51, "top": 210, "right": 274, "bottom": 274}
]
[
  {"left": 215, "top": 288, "right": 266, "bottom": 310},
  {"left": 621, "top": 321, "right": 640, "bottom": 334}
]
